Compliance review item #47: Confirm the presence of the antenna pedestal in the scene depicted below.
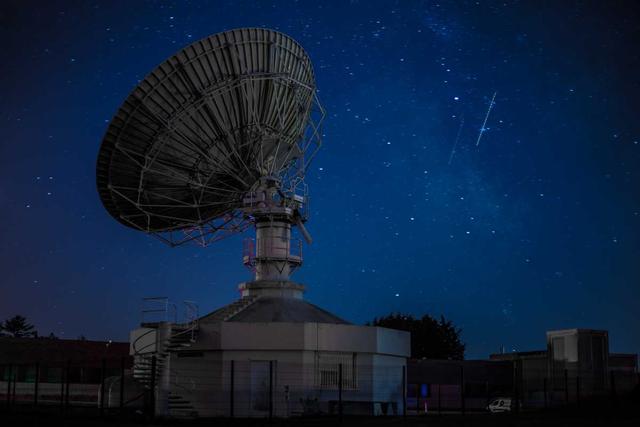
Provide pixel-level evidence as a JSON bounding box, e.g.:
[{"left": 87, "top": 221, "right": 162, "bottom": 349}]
[
  {"left": 238, "top": 280, "right": 305, "bottom": 299},
  {"left": 241, "top": 176, "right": 310, "bottom": 299}
]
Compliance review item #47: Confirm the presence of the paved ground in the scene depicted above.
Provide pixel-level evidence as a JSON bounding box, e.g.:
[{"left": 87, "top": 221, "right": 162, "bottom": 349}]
[
  {"left": 1, "top": 397, "right": 639, "bottom": 427},
  {"left": 1, "top": 411, "right": 639, "bottom": 427}
]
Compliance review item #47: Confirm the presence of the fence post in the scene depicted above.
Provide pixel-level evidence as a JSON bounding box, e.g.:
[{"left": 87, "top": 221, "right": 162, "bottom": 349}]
[
  {"left": 564, "top": 369, "right": 569, "bottom": 405},
  {"left": 119, "top": 356, "right": 125, "bottom": 413},
  {"left": 12, "top": 369, "right": 17, "bottom": 407},
  {"left": 513, "top": 362, "right": 519, "bottom": 413},
  {"left": 65, "top": 359, "right": 71, "bottom": 413},
  {"left": 402, "top": 365, "right": 407, "bottom": 419},
  {"left": 269, "top": 360, "right": 273, "bottom": 421},
  {"left": 6, "top": 364, "right": 12, "bottom": 411},
  {"left": 610, "top": 370, "right": 617, "bottom": 407},
  {"left": 59, "top": 364, "right": 65, "bottom": 413},
  {"left": 149, "top": 356, "right": 156, "bottom": 419},
  {"left": 230, "top": 360, "right": 235, "bottom": 418},
  {"left": 438, "top": 383, "right": 441, "bottom": 416},
  {"left": 34, "top": 362, "right": 40, "bottom": 408},
  {"left": 99, "top": 358, "right": 106, "bottom": 417},
  {"left": 7, "top": 365, "right": 11, "bottom": 409},
  {"left": 576, "top": 375, "right": 580, "bottom": 407},
  {"left": 485, "top": 380, "right": 490, "bottom": 409},
  {"left": 543, "top": 377, "right": 548, "bottom": 409},
  {"left": 338, "top": 364, "right": 343, "bottom": 422},
  {"left": 460, "top": 364, "right": 465, "bottom": 415}
]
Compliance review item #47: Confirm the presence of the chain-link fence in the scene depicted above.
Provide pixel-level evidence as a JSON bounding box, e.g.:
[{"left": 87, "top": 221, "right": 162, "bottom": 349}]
[
  {"left": 150, "top": 359, "right": 406, "bottom": 418},
  {"left": 1, "top": 359, "right": 637, "bottom": 420},
  {"left": 407, "top": 366, "right": 638, "bottom": 415},
  {"left": 0, "top": 358, "right": 407, "bottom": 419},
  {"left": 0, "top": 358, "right": 138, "bottom": 417}
]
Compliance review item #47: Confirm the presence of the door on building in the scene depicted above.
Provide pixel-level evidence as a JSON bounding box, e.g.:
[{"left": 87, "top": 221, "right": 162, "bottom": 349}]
[{"left": 250, "top": 360, "right": 275, "bottom": 416}]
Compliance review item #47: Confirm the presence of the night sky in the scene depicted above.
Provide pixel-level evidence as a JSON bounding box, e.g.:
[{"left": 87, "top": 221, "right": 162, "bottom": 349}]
[{"left": 1, "top": 1, "right": 639, "bottom": 359}]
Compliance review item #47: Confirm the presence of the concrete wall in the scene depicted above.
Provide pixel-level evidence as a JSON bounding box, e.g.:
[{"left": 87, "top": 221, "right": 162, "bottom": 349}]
[
  {"left": 168, "top": 349, "right": 406, "bottom": 418},
  {"left": 159, "top": 321, "right": 409, "bottom": 417},
  {"left": 192, "top": 321, "right": 410, "bottom": 357}
]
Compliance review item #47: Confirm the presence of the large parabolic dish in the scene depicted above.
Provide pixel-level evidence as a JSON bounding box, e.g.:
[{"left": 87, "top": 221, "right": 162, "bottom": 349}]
[{"left": 96, "top": 28, "right": 324, "bottom": 246}]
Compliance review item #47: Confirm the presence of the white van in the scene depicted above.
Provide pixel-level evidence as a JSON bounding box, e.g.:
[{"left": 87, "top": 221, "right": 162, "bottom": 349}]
[{"left": 487, "top": 397, "right": 513, "bottom": 413}]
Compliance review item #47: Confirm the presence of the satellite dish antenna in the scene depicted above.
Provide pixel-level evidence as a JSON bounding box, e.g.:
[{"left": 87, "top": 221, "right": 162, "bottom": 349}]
[{"left": 97, "top": 28, "right": 324, "bottom": 290}]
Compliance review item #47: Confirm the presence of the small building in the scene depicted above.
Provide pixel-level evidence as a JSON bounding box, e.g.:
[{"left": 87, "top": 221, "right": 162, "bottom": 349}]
[
  {"left": 130, "top": 287, "right": 410, "bottom": 418},
  {"left": 0, "top": 337, "right": 130, "bottom": 382},
  {"left": 406, "top": 328, "right": 638, "bottom": 413},
  {"left": 0, "top": 337, "right": 131, "bottom": 405},
  {"left": 489, "top": 328, "right": 638, "bottom": 406}
]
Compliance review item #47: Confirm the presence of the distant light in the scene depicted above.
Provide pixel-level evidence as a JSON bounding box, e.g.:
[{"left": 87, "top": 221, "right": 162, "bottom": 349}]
[
  {"left": 318, "top": 167, "right": 324, "bottom": 171},
  {"left": 454, "top": 96, "right": 459, "bottom": 101},
  {"left": 410, "top": 217, "right": 415, "bottom": 221},
  {"left": 395, "top": 293, "right": 400, "bottom": 297}
]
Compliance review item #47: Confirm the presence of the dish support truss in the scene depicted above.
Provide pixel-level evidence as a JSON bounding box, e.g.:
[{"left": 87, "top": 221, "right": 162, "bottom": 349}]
[{"left": 111, "top": 76, "right": 324, "bottom": 248}]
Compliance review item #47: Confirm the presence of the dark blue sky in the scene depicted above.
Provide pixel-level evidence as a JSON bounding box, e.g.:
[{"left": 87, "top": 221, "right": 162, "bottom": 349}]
[{"left": 1, "top": 1, "right": 639, "bottom": 359}]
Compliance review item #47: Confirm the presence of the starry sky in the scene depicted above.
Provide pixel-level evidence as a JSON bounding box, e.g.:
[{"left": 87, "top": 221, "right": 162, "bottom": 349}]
[{"left": 1, "top": 0, "right": 639, "bottom": 359}]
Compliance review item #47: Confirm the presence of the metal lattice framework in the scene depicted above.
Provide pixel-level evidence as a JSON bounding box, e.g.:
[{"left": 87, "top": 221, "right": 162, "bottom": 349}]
[{"left": 96, "top": 28, "right": 324, "bottom": 246}]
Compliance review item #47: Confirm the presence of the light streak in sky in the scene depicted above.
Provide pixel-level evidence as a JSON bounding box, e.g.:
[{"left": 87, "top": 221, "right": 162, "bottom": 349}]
[
  {"left": 475, "top": 91, "right": 497, "bottom": 147},
  {"left": 448, "top": 113, "right": 465, "bottom": 165}
]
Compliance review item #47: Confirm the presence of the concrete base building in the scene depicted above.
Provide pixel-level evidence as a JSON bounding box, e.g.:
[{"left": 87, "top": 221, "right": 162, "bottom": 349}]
[{"left": 130, "top": 282, "right": 410, "bottom": 418}]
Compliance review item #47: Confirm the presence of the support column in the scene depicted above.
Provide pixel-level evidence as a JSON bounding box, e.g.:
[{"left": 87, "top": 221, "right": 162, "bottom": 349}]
[{"left": 155, "top": 322, "right": 172, "bottom": 417}]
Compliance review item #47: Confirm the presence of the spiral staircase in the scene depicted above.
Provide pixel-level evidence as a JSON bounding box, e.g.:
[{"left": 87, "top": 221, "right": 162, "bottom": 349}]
[{"left": 132, "top": 299, "right": 199, "bottom": 418}]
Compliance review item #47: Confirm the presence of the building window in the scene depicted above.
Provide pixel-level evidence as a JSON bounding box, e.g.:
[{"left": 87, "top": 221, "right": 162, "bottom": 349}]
[
  {"left": 316, "top": 352, "right": 357, "bottom": 390},
  {"left": 552, "top": 337, "right": 565, "bottom": 361}
]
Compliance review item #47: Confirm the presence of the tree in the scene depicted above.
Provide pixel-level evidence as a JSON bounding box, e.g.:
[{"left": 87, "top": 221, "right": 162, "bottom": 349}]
[
  {"left": 371, "top": 313, "right": 465, "bottom": 360},
  {"left": 0, "top": 315, "right": 37, "bottom": 338}
]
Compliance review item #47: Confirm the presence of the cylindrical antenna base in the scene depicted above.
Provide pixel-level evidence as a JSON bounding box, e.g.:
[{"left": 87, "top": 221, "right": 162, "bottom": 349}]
[{"left": 238, "top": 280, "right": 305, "bottom": 299}]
